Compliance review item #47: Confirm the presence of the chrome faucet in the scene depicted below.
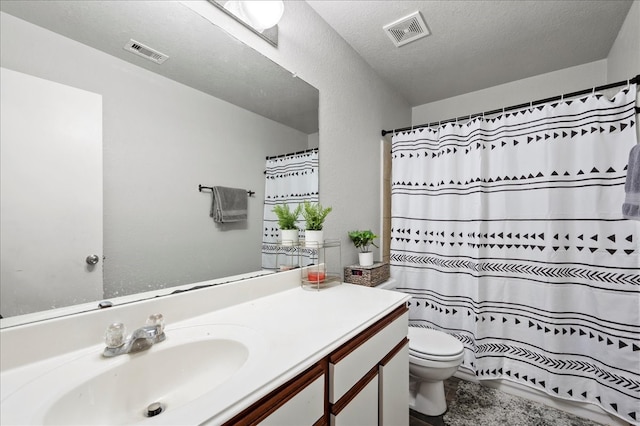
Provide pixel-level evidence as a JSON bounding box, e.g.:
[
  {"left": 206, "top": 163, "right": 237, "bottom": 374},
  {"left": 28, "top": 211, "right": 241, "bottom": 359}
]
[{"left": 103, "top": 314, "right": 166, "bottom": 357}]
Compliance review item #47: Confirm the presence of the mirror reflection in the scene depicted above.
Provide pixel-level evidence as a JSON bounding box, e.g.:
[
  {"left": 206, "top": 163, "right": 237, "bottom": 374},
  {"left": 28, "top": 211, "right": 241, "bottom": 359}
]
[{"left": 0, "top": 0, "right": 319, "bottom": 323}]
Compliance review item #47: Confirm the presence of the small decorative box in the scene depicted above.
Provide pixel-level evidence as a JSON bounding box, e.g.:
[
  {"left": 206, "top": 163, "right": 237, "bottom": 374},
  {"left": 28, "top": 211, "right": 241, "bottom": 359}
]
[{"left": 344, "top": 262, "right": 390, "bottom": 287}]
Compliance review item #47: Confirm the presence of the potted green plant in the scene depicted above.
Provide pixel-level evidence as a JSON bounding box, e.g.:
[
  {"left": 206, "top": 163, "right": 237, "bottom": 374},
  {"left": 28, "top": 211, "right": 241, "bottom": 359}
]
[
  {"left": 301, "top": 201, "right": 332, "bottom": 247},
  {"left": 348, "top": 230, "right": 378, "bottom": 266},
  {"left": 272, "top": 203, "right": 302, "bottom": 245}
]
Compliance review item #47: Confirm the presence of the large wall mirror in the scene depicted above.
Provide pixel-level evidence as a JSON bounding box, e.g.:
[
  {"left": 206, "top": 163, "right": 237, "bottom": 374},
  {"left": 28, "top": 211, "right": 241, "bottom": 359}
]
[{"left": 0, "top": 1, "right": 319, "bottom": 325}]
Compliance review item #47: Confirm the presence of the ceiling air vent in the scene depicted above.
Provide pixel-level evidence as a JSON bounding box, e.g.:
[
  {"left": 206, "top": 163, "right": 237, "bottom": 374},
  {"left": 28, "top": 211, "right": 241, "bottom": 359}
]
[
  {"left": 123, "top": 39, "right": 169, "bottom": 64},
  {"left": 383, "top": 11, "right": 430, "bottom": 47}
]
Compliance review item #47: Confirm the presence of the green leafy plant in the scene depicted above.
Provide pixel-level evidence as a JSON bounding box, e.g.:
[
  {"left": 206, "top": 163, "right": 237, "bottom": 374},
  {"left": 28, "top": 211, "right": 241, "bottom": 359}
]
[
  {"left": 272, "top": 204, "right": 302, "bottom": 230},
  {"left": 301, "top": 201, "right": 332, "bottom": 231},
  {"left": 348, "top": 230, "right": 379, "bottom": 253}
]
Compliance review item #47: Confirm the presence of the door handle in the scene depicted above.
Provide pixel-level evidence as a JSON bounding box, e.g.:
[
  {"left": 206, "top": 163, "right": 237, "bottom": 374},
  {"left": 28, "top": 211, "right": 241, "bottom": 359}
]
[{"left": 86, "top": 254, "right": 100, "bottom": 265}]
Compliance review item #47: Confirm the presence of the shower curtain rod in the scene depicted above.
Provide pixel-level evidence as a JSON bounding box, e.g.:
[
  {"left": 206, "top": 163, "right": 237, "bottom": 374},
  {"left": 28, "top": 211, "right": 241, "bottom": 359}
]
[
  {"left": 381, "top": 74, "right": 640, "bottom": 137},
  {"left": 266, "top": 147, "right": 318, "bottom": 160}
]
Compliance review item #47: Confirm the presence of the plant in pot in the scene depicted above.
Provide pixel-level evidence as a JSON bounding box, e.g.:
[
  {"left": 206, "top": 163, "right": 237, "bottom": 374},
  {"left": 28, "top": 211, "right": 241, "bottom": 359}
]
[
  {"left": 272, "top": 203, "right": 302, "bottom": 246},
  {"left": 301, "top": 201, "right": 332, "bottom": 247},
  {"left": 348, "top": 230, "right": 378, "bottom": 267}
]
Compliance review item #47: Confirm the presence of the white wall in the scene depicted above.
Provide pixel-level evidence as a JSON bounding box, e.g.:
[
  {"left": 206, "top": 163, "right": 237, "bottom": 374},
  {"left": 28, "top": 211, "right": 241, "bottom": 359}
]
[
  {"left": 308, "top": 132, "right": 320, "bottom": 149},
  {"left": 607, "top": 0, "right": 640, "bottom": 82},
  {"left": 199, "top": 1, "right": 412, "bottom": 267},
  {"left": 412, "top": 60, "right": 608, "bottom": 125},
  {"left": 0, "top": 12, "right": 309, "bottom": 299}
]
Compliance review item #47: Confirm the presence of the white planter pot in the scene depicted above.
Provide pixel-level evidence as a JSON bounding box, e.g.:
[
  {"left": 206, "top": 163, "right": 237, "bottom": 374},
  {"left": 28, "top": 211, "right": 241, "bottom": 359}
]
[
  {"left": 358, "top": 252, "right": 374, "bottom": 267},
  {"left": 305, "top": 230, "right": 323, "bottom": 247},
  {"left": 280, "top": 229, "right": 299, "bottom": 246}
]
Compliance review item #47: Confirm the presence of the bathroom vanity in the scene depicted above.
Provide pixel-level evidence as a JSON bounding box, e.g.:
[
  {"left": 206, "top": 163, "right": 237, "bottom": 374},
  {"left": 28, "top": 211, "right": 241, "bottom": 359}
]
[
  {"left": 225, "top": 303, "right": 409, "bottom": 425},
  {"left": 0, "top": 269, "right": 410, "bottom": 425}
]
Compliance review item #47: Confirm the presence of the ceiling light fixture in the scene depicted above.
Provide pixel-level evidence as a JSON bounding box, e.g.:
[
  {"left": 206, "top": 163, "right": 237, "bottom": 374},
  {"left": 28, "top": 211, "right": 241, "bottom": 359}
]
[
  {"left": 208, "top": 0, "right": 283, "bottom": 47},
  {"left": 224, "top": 1, "right": 284, "bottom": 33}
]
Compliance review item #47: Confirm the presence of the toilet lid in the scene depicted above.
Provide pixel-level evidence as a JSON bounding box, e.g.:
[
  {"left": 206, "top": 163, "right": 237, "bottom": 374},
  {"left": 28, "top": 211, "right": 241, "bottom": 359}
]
[{"left": 408, "top": 327, "right": 464, "bottom": 358}]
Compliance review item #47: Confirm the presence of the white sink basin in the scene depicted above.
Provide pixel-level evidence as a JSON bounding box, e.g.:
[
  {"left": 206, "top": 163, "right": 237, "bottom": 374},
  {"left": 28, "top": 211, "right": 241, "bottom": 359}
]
[{"left": 1, "top": 324, "right": 260, "bottom": 425}]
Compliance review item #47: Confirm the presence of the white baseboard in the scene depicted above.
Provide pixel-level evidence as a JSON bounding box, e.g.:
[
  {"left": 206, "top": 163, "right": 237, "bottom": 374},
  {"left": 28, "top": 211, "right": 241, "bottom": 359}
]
[{"left": 453, "top": 369, "right": 631, "bottom": 426}]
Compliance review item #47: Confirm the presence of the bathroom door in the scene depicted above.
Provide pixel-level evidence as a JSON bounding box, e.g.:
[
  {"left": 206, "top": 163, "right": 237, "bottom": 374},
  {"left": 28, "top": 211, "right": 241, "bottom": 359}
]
[{"left": 0, "top": 67, "right": 103, "bottom": 317}]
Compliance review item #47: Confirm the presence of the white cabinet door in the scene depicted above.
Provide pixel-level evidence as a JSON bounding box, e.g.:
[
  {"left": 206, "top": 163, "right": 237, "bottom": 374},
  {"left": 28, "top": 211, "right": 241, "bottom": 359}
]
[
  {"left": 1, "top": 67, "right": 103, "bottom": 317},
  {"left": 261, "top": 375, "right": 325, "bottom": 425},
  {"left": 379, "top": 342, "right": 409, "bottom": 426},
  {"left": 330, "top": 310, "right": 408, "bottom": 403},
  {"left": 331, "top": 373, "right": 378, "bottom": 426}
]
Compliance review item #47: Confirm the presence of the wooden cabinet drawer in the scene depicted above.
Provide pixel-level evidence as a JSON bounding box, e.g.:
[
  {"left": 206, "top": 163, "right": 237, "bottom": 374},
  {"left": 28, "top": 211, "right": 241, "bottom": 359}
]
[
  {"left": 330, "top": 368, "right": 378, "bottom": 426},
  {"left": 261, "top": 374, "right": 325, "bottom": 425},
  {"left": 223, "top": 361, "right": 327, "bottom": 426},
  {"left": 329, "top": 305, "right": 408, "bottom": 403}
]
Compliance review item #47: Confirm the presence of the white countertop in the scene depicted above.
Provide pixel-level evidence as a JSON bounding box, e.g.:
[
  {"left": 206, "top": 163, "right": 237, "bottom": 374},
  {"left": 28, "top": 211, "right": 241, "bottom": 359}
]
[
  {"left": 173, "top": 283, "right": 410, "bottom": 424},
  {"left": 1, "top": 281, "right": 409, "bottom": 425}
]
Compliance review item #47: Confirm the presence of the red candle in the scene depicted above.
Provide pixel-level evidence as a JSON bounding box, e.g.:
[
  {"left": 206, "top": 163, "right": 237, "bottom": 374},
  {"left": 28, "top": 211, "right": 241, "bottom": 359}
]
[{"left": 307, "top": 270, "right": 326, "bottom": 282}]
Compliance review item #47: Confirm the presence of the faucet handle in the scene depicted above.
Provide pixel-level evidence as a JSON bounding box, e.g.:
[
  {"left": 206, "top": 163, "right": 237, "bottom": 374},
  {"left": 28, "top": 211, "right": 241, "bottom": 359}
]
[
  {"left": 146, "top": 313, "right": 165, "bottom": 333},
  {"left": 105, "top": 322, "right": 126, "bottom": 348}
]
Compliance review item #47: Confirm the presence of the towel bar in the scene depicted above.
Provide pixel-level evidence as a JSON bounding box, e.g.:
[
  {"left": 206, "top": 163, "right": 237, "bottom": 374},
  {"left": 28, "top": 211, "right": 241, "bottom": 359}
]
[{"left": 199, "top": 185, "right": 254, "bottom": 197}]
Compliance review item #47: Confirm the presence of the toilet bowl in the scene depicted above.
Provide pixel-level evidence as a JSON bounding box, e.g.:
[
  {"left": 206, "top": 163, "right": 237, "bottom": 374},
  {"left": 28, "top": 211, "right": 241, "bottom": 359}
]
[
  {"left": 376, "top": 279, "right": 465, "bottom": 416},
  {"left": 407, "top": 326, "right": 464, "bottom": 415}
]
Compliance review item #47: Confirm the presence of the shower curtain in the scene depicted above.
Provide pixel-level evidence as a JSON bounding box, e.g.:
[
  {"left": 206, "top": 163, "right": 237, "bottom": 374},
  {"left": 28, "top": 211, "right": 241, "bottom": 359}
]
[
  {"left": 391, "top": 85, "right": 639, "bottom": 424},
  {"left": 261, "top": 149, "right": 319, "bottom": 270}
]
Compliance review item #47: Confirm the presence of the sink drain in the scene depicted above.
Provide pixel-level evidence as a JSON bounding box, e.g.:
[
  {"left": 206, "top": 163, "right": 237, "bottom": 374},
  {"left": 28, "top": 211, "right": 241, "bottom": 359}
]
[{"left": 144, "top": 402, "right": 165, "bottom": 418}]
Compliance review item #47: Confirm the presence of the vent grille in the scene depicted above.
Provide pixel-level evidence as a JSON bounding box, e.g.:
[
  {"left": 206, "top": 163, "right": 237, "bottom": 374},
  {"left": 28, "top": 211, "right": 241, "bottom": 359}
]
[
  {"left": 383, "top": 11, "right": 430, "bottom": 47},
  {"left": 123, "top": 39, "right": 169, "bottom": 64}
]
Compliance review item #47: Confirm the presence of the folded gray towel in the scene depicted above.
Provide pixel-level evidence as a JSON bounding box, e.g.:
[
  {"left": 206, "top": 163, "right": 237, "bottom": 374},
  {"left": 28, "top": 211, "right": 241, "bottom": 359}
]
[
  {"left": 210, "top": 186, "right": 248, "bottom": 223},
  {"left": 622, "top": 144, "right": 640, "bottom": 220}
]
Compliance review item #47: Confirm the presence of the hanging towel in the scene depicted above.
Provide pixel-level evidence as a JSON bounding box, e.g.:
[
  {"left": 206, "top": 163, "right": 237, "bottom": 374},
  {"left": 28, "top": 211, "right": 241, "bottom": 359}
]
[
  {"left": 210, "top": 186, "right": 248, "bottom": 223},
  {"left": 622, "top": 144, "right": 640, "bottom": 220}
]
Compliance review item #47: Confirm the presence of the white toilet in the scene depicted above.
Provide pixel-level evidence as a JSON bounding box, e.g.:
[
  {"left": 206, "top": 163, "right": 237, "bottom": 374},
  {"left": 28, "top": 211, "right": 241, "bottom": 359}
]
[
  {"left": 377, "top": 279, "right": 464, "bottom": 416},
  {"left": 407, "top": 326, "right": 464, "bottom": 415}
]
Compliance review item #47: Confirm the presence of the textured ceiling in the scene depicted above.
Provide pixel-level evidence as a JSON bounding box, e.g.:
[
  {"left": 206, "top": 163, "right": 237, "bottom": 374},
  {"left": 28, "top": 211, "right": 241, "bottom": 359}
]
[
  {"left": 3, "top": 1, "right": 633, "bottom": 118},
  {"left": 306, "top": 0, "right": 634, "bottom": 106}
]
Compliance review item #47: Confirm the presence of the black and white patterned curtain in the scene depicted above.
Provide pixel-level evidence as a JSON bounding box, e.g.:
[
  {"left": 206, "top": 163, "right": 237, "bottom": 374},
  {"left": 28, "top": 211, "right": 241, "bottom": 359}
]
[
  {"left": 261, "top": 149, "right": 319, "bottom": 270},
  {"left": 391, "top": 85, "right": 639, "bottom": 424}
]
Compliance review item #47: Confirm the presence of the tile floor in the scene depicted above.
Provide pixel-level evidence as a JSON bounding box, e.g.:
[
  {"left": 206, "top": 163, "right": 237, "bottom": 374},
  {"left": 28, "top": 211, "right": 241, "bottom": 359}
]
[{"left": 409, "top": 377, "right": 461, "bottom": 426}]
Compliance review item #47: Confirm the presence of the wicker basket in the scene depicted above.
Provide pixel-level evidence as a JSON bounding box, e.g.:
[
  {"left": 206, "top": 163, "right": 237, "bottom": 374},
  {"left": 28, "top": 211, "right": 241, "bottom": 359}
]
[{"left": 344, "top": 262, "right": 390, "bottom": 287}]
